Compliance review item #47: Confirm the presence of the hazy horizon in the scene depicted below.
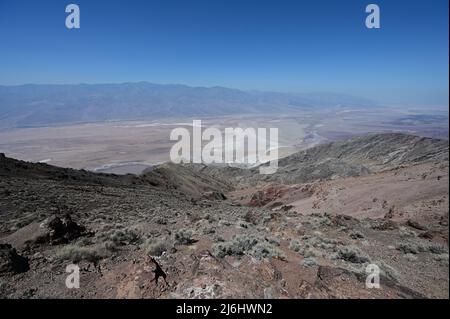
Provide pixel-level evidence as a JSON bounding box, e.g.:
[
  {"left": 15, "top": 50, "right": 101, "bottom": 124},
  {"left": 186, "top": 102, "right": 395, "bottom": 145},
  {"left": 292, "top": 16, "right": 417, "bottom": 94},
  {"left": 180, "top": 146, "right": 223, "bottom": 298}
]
[
  {"left": 0, "top": 81, "right": 448, "bottom": 111},
  {"left": 1, "top": 0, "right": 448, "bottom": 108}
]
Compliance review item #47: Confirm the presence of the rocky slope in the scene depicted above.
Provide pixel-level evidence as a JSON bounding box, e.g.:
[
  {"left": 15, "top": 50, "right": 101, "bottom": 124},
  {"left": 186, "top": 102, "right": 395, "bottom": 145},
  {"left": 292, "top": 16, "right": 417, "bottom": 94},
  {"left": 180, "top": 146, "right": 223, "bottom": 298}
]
[
  {"left": 198, "top": 133, "right": 449, "bottom": 186},
  {"left": 0, "top": 133, "right": 448, "bottom": 299}
]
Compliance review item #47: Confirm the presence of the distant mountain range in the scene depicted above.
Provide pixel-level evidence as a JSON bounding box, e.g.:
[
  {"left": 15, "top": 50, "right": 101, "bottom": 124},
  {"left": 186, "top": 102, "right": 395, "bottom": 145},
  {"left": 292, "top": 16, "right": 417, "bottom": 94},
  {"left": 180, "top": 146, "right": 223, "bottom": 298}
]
[{"left": 0, "top": 82, "right": 376, "bottom": 128}]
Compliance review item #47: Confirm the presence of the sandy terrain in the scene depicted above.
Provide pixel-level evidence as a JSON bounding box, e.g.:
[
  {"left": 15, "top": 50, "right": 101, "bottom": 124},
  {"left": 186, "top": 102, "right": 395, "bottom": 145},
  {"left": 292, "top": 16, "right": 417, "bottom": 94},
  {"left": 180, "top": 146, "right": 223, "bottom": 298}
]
[{"left": 230, "top": 162, "right": 449, "bottom": 222}]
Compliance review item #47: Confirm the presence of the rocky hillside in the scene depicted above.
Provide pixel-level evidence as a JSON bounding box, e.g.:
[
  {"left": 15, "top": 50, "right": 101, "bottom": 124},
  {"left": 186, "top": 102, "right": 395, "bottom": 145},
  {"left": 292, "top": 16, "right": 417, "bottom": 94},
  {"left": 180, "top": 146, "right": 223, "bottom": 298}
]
[
  {"left": 196, "top": 133, "right": 449, "bottom": 186},
  {"left": 0, "top": 133, "right": 448, "bottom": 299}
]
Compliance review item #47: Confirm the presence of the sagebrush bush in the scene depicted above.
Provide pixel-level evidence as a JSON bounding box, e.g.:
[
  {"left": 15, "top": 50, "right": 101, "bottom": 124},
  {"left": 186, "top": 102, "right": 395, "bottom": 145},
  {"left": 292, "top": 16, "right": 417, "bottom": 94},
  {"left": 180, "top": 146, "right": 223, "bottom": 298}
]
[
  {"left": 212, "top": 234, "right": 285, "bottom": 260},
  {"left": 336, "top": 245, "right": 369, "bottom": 263},
  {"left": 428, "top": 244, "right": 447, "bottom": 254},
  {"left": 56, "top": 244, "right": 102, "bottom": 263},
  {"left": 97, "top": 227, "right": 141, "bottom": 246},
  {"left": 103, "top": 240, "right": 119, "bottom": 252},
  {"left": 290, "top": 235, "right": 339, "bottom": 258},
  {"left": 396, "top": 243, "right": 418, "bottom": 254},
  {"left": 154, "top": 216, "right": 167, "bottom": 225},
  {"left": 174, "top": 229, "right": 195, "bottom": 245},
  {"left": 376, "top": 260, "right": 401, "bottom": 282},
  {"left": 289, "top": 239, "right": 302, "bottom": 252},
  {"left": 110, "top": 228, "right": 141, "bottom": 245},
  {"left": 141, "top": 238, "right": 171, "bottom": 256},
  {"left": 434, "top": 253, "right": 449, "bottom": 266},
  {"left": 349, "top": 231, "right": 364, "bottom": 239},
  {"left": 301, "top": 257, "right": 318, "bottom": 267},
  {"left": 251, "top": 242, "right": 285, "bottom": 260}
]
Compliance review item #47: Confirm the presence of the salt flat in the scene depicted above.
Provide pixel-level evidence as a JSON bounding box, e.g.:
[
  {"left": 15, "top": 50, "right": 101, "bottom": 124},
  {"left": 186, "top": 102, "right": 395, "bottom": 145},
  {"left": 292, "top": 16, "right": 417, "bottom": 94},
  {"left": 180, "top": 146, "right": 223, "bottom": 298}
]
[{"left": 0, "top": 109, "right": 447, "bottom": 174}]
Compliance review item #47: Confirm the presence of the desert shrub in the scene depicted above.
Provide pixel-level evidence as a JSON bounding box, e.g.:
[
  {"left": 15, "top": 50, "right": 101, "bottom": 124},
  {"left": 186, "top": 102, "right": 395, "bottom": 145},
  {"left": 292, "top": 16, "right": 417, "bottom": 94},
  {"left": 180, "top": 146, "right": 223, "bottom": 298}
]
[
  {"left": 404, "top": 253, "right": 418, "bottom": 262},
  {"left": 290, "top": 236, "right": 335, "bottom": 257},
  {"left": 187, "top": 212, "right": 202, "bottom": 224},
  {"left": 317, "top": 237, "right": 339, "bottom": 250},
  {"left": 376, "top": 260, "right": 401, "bottom": 282},
  {"left": 56, "top": 244, "right": 102, "bottom": 263},
  {"left": 97, "top": 227, "right": 141, "bottom": 246},
  {"left": 211, "top": 234, "right": 284, "bottom": 259},
  {"left": 399, "top": 226, "right": 417, "bottom": 239},
  {"left": 237, "top": 220, "right": 249, "bottom": 229},
  {"left": 262, "top": 214, "right": 272, "bottom": 224},
  {"left": 264, "top": 236, "right": 280, "bottom": 246},
  {"left": 251, "top": 242, "right": 285, "bottom": 260},
  {"left": 202, "top": 213, "right": 216, "bottom": 223},
  {"left": 109, "top": 228, "right": 141, "bottom": 245},
  {"left": 396, "top": 243, "right": 419, "bottom": 254},
  {"left": 291, "top": 242, "right": 316, "bottom": 258},
  {"left": 243, "top": 211, "right": 258, "bottom": 225},
  {"left": 213, "top": 236, "right": 225, "bottom": 243},
  {"left": 349, "top": 231, "right": 364, "bottom": 239},
  {"left": 174, "top": 229, "right": 195, "bottom": 245},
  {"left": 103, "top": 240, "right": 119, "bottom": 252},
  {"left": 202, "top": 226, "right": 216, "bottom": 235},
  {"left": 428, "top": 244, "right": 447, "bottom": 254},
  {"left": 154, "top": 216, "right": 167, "bottom": 225},
  {"left": 336, "top": 245, "right": 369, "bottom": 263},
  {"left": 75, "top": 237, "right": 93, "bottom": 246},
  {"left": 218, "top": 220, "right": 232, "bottom": 227},
  {"left": 212, "top": 243, "right": 229, "bottom": 258},
  {"left": 141, "top": 238, "right": 171, "bottom": 256},
  {"left": 301, "top": 257, "right": 318, "bottom": 267},
  {"left": 310, "top": 214, "right": 332, "bottom": 229},
  {"left": 289, "top": 239, "right": 302, "bottom": 252},
  {"left": 226, "top": 235, "right": 258, "bottom": 256},
  {"left": 434, "top": 254, "right": 449, "bottom": 266},
  {"left": 99, "top": 223, "right": 115, "bottom": 232}
]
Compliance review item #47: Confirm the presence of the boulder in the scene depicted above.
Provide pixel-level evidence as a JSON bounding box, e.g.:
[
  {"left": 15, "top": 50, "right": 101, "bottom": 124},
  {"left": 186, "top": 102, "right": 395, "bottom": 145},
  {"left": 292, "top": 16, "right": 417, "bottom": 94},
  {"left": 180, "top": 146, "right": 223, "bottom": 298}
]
[
  {"left": 0, "top": 243, "right": 29, "bottom": 274},
  {"left": 40, "top": 214, "right": 86, "bottom": 244}
]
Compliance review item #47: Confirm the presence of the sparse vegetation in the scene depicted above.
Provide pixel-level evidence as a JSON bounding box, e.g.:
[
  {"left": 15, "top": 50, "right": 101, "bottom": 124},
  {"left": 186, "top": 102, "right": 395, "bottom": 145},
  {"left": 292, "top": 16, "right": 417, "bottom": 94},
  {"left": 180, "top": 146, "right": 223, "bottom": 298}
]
[
  {"left": 174, "top": 229, "right": 195, "bottom": 245},
  {"left": 212, "top": 234, "right": 285, "bottom": 260},
  {"left": 56, "top": 244, "right": 102, "bottom": 263},
  {"left": 289, "top": 239, "right": 302, "bottom": 252},
  {"left": 108, "top": 228, "right": 141, "bottom": 246},
  {"left": 154, "top": 216, "right": 167, "bottom": 225},
  {"left": 141, "top": 237, "right": 172, "bottom": 256},
  {"left": 97, "top": 226, "right": 141, "bottom": 246},
  {"left": 301, "top": 257, "right": 318, "bottom": 267},
  {"left": 397, "top": 243, "right": 419, "bottom": 254},
  {"left": 428, "top": 244, "right": 447, "bottom": 254},
  {"left": 376, "top": 260, "right": 402, "bottom": 282},
  {"left": 336, "top": 246, "right": 370, "bottom": 264},
  {"left": 434, "top": 254, "right": 449, "bottom": 266},
  {"left": 1, "top": 132, "right": 448, "bottom": 298},
  {"left": 349, "top": 231, "right": 364, "bottom": 239},
  {"left": 290, "top": 234, "right": 342, "bottom": 258}
]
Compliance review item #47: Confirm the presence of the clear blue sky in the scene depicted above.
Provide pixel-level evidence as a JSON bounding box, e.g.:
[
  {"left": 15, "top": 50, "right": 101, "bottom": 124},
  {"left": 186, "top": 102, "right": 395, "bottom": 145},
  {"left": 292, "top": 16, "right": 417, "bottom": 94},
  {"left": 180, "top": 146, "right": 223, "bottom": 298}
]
[{"left": 0, "top": 0, "right": 448, "bottom": 107}]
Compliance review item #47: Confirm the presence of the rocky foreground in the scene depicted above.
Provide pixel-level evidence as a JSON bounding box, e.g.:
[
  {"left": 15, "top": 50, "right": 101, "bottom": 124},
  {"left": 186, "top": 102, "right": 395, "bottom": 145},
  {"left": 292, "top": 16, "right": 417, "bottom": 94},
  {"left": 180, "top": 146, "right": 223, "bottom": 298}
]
[{"left": 0, "top": 133, "right": 448, "bottom": 298}]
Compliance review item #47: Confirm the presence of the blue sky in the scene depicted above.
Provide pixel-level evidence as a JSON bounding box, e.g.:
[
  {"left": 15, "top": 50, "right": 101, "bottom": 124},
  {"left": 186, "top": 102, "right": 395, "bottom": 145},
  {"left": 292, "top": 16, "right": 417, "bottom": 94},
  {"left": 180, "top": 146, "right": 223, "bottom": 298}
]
[{"left": 0, "top": 0, "right": 448, "bottom": 107}]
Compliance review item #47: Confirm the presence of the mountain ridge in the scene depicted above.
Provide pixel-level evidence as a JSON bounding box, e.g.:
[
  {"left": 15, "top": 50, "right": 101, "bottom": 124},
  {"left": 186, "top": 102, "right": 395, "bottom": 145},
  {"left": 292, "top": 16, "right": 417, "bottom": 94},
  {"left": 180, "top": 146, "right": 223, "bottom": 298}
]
[{"left": 0, "top": 82, "right": 377, "bottom": 129}]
